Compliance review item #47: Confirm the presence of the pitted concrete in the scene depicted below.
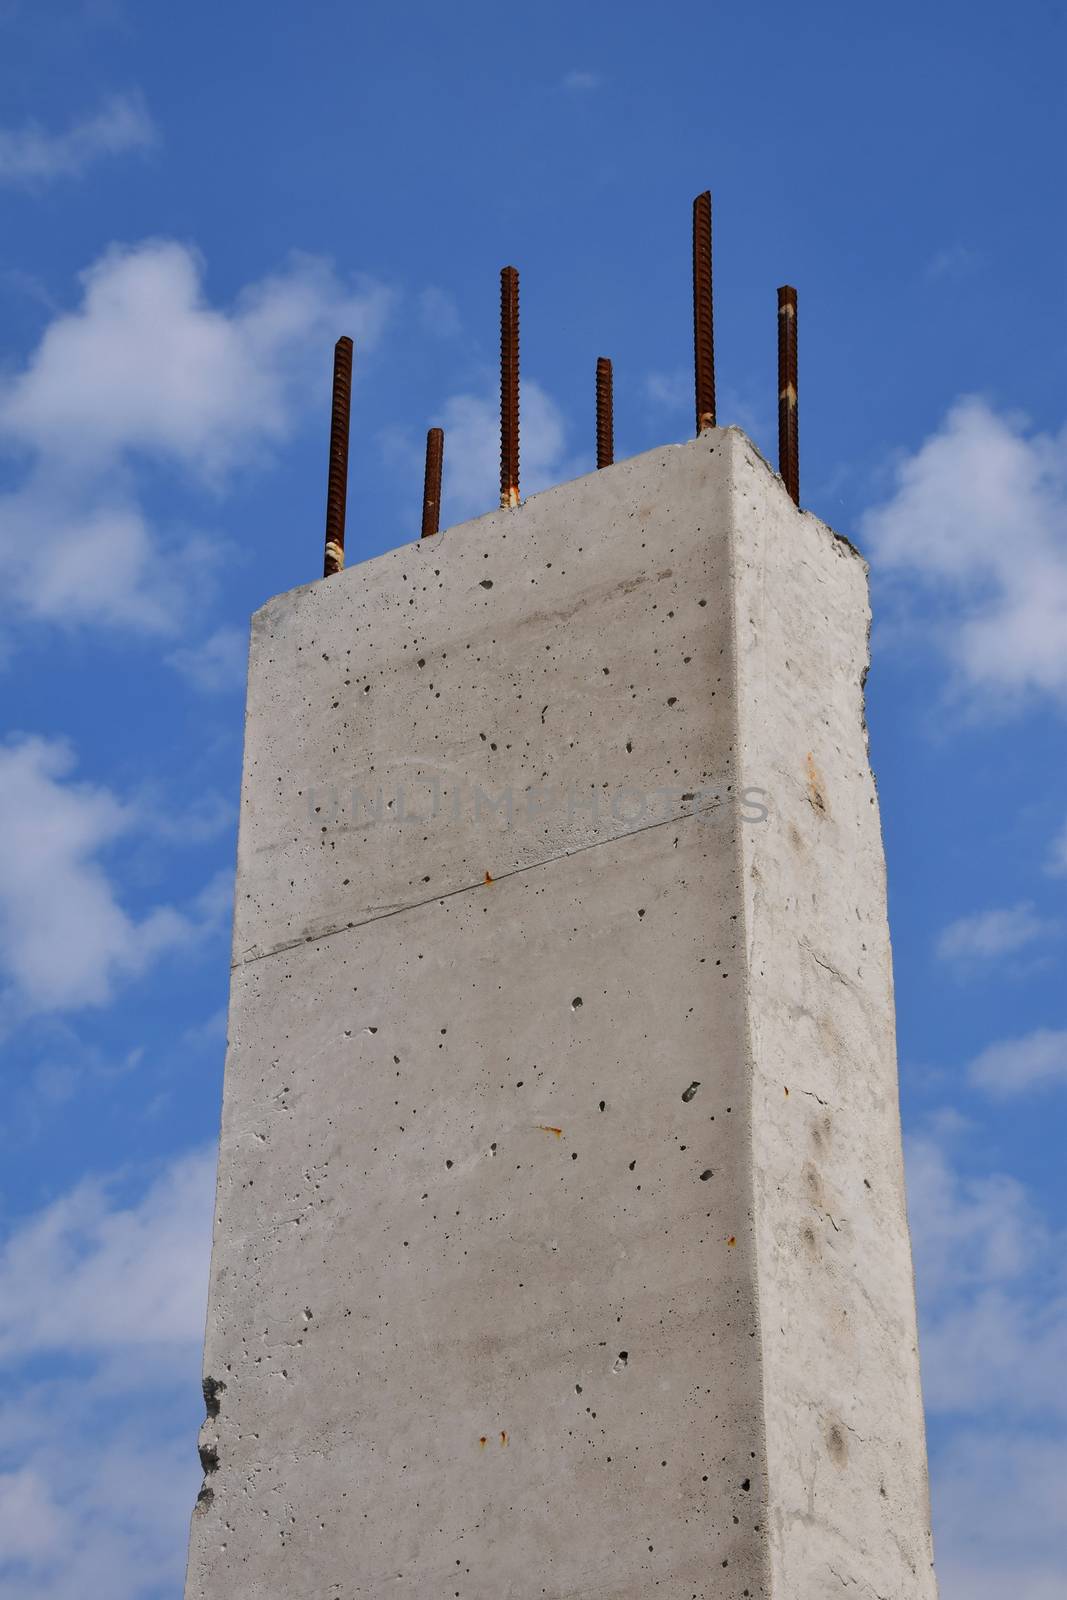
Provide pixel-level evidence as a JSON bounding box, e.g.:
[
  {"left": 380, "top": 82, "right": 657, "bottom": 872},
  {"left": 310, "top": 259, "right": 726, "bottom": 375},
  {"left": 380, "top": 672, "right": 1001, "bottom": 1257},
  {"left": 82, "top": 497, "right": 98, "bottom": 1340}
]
[
  {"left": 186, "top": 430, "right": 936, "bottom": 1599},
  {"left": 231, "top": 436, "right": 736, "bottom": 965}
]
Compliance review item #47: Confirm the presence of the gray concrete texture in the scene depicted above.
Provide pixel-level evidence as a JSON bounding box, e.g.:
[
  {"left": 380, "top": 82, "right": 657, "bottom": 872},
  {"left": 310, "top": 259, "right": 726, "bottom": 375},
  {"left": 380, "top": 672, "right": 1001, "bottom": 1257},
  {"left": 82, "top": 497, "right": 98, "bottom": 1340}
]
[{"left": 185, "top": 429, "right": 937, "bottom": 1599}]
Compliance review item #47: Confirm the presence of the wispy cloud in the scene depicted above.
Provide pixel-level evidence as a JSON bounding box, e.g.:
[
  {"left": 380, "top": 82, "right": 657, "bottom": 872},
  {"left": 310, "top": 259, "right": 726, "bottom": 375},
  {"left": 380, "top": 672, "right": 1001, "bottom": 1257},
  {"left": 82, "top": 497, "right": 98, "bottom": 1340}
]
[
  {"left": 931, "top": 1429, "right": 1067, "bottom": 1600},
  {"left": 136, "top": 788, "right": 235, "bottom": 845},
  {"left": 936, "top": 900, "right": 1059, "bottom": 966},
  {"left": 924, "top": 244, "right": 979, "bottom": 283},
  {"left": 967, "top": 1026, "right": 1067, "bottom": 1096},
  {"left": 1047, "top": 815, "right": 1067, "bottom": 876},
  {"left": 561, "top": 69, "right": 602, "bottom": 91},
  {"left": 645, "top": 369, "right": 689, "bottom": 412},
  {"left": 644, "top": 370, "right": 771, "bottom": 457},
  {"left": 862, "top": 398, "right": 1067, "bottom": 707},
  {"left": 167, "top": 625, "right": 248, "bottom": 694},
  {"left": 0, "top": 92, "right": 155, "bottom": 186},
  {"left": 418, "top": 286, "right": 461, "bottom": 339},
  {"left": 0, "top": 241, "right": 392, "bottom": 638}
]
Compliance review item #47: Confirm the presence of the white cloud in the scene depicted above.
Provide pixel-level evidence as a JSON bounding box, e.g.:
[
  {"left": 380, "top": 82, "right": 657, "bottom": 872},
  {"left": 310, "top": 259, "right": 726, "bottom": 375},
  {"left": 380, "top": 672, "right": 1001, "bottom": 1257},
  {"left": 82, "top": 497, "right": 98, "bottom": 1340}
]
[
  {"left": 967, "top": 1026, "right": 1067, "bottom": 1096},
  {"left": 0, "top": 481, "right": 204, "bottom": 632},
  {"left": 440, "top": 379, "right": 573, "bottom": 523},
  {"left": 0, "top": 1147, "right": 213, "bottom": 1598},
  {"left": 561, "top": 69, "right": 602, "bottom": 91},
  {"left": 0, "top": 736, "right": 215, "bottom": 1016},
  {"left": 936, "top": 900, "right": 1058, "bottom": 965},
  {"left": 0, "top": 241, "right": 390, "bottom": 475},
  {"left": 0, "top": 1469, "right": 66, "bottom": 1561},
  {"left": 907, "top": 1125, "right": 1067, "bottom": 1594},
  {"left": 862, "top": 398, "right": 1067, "bottom": 705},
  {"left": 907, "top": 1131, "right": 1047, "bottom": 1307},
  {"left": 908, "top": 1123, "right": 1067, "bottom": 1419},
  {"left": 921, "top": 1281, "right": 1067, "bottom": 1421},
  {"left": 0, "top": 1420, "right": 196, "bottom": 1600},
  {"left": 0, "top": 1147, "right": 214, "bottom": 1359},
  {"left": 0, "top": 241, "right": 392, "bottom": 635},
  {"left": 167, "top": 624, "right": 248, "bottom": 693},
  {"left": 0, "top": 92, "right": 154, "bottom": 186}
]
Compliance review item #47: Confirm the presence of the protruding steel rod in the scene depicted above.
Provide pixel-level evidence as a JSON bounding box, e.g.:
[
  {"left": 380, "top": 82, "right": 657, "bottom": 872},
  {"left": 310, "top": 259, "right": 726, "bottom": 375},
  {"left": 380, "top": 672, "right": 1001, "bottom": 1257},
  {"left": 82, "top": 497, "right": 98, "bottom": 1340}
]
[
  {"left": 421, "top": 427, "right": 444, "bottom": 537},
  {"left": 692, "top": 191, "right": 716, "bottom": 434},
  {"left": 500, "top": 266, "right": 520, "bottom": 508},
  {"left": 777, "top": 285, "right": 799, "bottom": 505},
  {"left": 596, "top": 357, "right": 614, "bottom": 468},
  {"left": 323, "top": 335, "right": 353, "bottom": 576}
]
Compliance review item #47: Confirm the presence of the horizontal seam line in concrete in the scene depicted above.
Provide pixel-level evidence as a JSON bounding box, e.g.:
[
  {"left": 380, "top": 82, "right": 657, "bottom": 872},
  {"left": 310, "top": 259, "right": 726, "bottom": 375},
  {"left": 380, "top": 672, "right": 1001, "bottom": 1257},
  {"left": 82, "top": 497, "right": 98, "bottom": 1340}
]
[{"left": 232, "top": 799, "right": 729, "bottom": 972}]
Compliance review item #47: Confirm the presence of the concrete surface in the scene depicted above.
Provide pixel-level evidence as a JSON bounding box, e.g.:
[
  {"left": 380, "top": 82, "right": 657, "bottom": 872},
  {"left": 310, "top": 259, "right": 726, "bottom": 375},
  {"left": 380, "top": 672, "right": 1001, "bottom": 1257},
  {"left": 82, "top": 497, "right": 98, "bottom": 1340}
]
[{"left": 185, "top": 430, "right": 937, "bottom": 1599}]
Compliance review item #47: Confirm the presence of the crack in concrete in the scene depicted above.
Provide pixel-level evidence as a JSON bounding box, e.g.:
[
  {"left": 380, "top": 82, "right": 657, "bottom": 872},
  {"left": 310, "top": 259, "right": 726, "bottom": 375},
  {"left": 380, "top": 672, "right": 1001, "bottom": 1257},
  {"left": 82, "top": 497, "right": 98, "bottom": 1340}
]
[
  {"left": 800, "top": 939, "right": 856, "bottom": 990},
  {"left": 827, "top": 1566, "right": 889, "bottom": 1600},
  {"left": 233, "top": 799, "right": 730, "bottom": 972},
  {"left": 797, "top": 1086, "right": 840, "bottom": 1110}
]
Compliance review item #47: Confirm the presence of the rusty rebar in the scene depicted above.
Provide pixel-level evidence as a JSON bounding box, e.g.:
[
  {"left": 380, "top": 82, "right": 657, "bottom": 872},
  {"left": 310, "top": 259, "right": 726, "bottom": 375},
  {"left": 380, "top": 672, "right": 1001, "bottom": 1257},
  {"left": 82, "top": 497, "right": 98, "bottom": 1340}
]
[
  {"left": 322, "top": 335, "right": 353, "bottom": 576},
  {"left": 421, "top": 427, "right": 444, "bottom": 537},
  {"left": 692, "top": 191, "right": 716, "bottom": 434},
  {"left": 500, "top": 266, "right": 520, "bottom": 508},
  {"left": 596, "top": 357, "right": 614, "bottom": 468},
  {"left": 777, "top": 285, "right": 799, "bottom": 505}
]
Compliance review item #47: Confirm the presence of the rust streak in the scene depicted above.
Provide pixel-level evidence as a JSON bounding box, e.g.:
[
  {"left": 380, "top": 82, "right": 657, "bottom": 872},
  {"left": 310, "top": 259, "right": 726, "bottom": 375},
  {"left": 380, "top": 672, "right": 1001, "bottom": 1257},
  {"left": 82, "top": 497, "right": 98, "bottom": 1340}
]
[{"left": 805, "top": 751, "right": 828, "bottom": 816}]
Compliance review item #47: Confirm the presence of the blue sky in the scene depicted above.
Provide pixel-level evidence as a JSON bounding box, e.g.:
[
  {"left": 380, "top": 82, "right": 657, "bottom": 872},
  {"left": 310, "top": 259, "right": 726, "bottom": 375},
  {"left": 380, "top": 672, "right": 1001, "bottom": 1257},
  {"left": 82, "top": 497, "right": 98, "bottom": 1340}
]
[{"left": 0, "top": 0, "right": 1063, "bottom": 1593}]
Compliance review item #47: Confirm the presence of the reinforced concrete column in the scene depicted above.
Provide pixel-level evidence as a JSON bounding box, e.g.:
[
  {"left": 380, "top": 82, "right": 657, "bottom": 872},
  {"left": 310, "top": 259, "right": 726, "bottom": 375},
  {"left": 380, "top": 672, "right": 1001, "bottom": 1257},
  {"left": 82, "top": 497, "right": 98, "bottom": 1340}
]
[{"left": 186, "top": 429, "right": 936, "bottom": 1600}]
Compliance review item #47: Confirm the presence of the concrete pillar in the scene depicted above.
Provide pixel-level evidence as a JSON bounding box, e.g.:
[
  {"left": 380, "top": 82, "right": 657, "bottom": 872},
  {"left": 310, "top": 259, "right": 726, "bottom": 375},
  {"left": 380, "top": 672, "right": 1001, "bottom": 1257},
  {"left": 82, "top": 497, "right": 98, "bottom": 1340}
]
[{"left": 186, "top": 430, "right": 937, "bottom": 1598}]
